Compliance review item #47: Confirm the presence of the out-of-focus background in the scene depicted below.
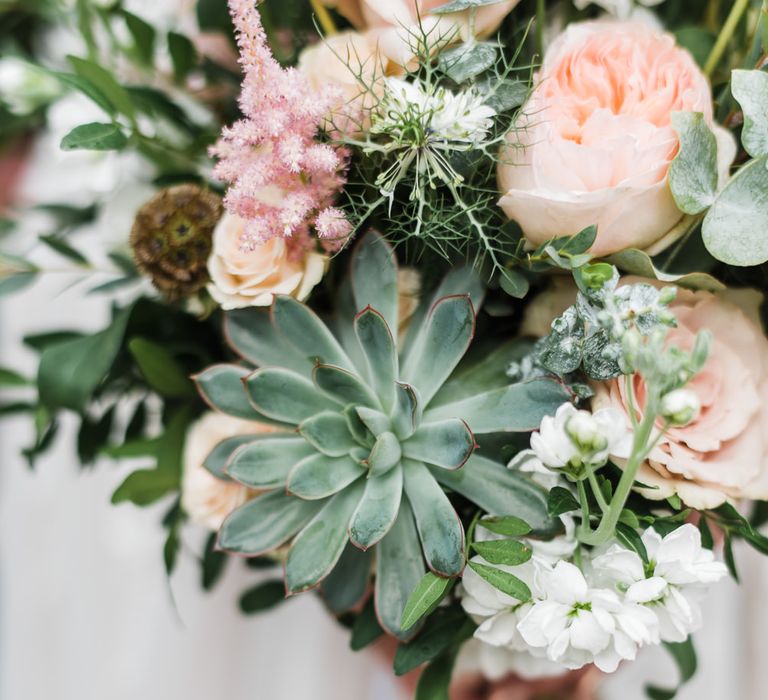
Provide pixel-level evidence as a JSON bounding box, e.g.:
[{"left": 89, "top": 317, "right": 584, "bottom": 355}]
[{"left": 0, "top": 278, "right": 764, "bottom": 700}]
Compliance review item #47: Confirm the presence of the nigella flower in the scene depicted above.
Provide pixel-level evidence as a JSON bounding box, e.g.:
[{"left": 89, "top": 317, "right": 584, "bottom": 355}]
[
  {"left": 209, "top": 0, "right": 351, "bottom": 253},
  {"left": 368, "top": 77, "right": 496, "bottom": 203},
  {"left": 592, "top": 524, "right": 728, "bottom": 642}
]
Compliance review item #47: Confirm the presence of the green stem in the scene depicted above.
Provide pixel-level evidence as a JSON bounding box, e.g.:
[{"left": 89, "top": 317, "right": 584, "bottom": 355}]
[
  {"left": 578, "top": 396, "right": 659, "bottom": 547},
  {"left": 578, "top": 480, "right": 592, "bottom": 534},
  {"left": 704, "top": 0, "right": 750, "bottom": 76},
  {"left": 587, "top": 466, "right": 608, "bottom": 513},
  {"left": 535, "top": 0, "right": 546, "bottom": 59}
]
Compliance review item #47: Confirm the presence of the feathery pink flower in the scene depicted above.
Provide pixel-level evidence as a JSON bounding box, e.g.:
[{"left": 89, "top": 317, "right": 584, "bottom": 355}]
[{"left": 210, "top": 0, "right": 351, "bottom": 252}]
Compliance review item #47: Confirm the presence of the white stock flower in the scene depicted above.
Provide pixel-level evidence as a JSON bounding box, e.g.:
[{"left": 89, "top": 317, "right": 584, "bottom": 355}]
[
  {"left": 514, "top": 402, "right": 631, "bottom": 476},
  {"left": 517, "top": 561, "right": 658, "bottom": 672},
  {"left": 591, "top": 524, "right": 727, "bottom": 642},
  {"left": 660, "top": 388, "right": 700, "bottom": 426}
]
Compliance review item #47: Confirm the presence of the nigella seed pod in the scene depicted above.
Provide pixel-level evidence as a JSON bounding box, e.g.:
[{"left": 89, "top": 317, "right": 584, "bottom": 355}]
[{"left": 130, "top": 184, "right": 223, "bottom": 301}]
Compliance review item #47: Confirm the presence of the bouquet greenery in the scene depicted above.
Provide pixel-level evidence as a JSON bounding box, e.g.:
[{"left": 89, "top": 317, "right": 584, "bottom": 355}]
[{"left": 2, "top": 0, "right": 768, "bottom": 696}]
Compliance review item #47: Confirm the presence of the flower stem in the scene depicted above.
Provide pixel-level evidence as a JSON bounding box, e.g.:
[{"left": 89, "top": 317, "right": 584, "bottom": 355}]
[
  {"left": 310, "top": 0, "right": 337, "bottom": 36},
  {"left": 535, "top": 0, "right": 546, "bottom": 58},
  {"left": 704, "top": 0, "right": 750, "bottom": 77},
  {"left": 578, "top": 480, "right": 591, "bottom": 534}
]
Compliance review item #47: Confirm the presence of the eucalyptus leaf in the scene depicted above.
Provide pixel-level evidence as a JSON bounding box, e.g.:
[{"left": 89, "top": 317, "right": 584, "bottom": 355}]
[
  {"left": 606, "top": 248, "right": 725, "bottom": 291},
  {"left": 669, "top": 111, "right": 718, "bottom": 214},
  {"left": 731, "top": 69, "right": 768, "bottom": 158}
]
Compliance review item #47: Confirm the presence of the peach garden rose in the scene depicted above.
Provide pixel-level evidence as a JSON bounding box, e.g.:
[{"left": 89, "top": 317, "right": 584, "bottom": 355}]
[
  {"left": 498, "top": 21, "right": 736, "bottom": 258},
  {"left": 207, "top": 211, "right": 327, "bottom": 310}
]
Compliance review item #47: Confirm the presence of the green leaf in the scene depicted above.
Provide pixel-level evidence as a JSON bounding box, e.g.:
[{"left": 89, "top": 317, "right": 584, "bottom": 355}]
[
  {"left": 668, "top": 111, "right": 718, "bottom": 214},
  {"left": 203, "top": 435, "right": 257, "bottom": 479},
  {"left": 391, "top": 382, "right": 422, "bottom": 440},
  {"left": 239, "top": 580, "right": 285, "bottom": 614},
  {"left": 547, "top": 486, "right": 580, "bottom": 517},
  {"left": 481, "top": 79, "right": 528, "bottom": 112},
  {"left": 123, "top": 11, "right": 156, "bottom": 65},
  {"left": 400, "top": 572, "right": 454, "bottom": 631},
  {"left": 723, "top": 534, "right": 739, "bottom": 581},
  {"left": 50, "top": 70, "right": 114, "bottom": 115},
  {"left": 368, "top": 431, "right": 402, "bottom": 477},
  {"left": 227, "top": 435, "right": 314, "bottom": 488},
  {"left": 616, "top": 522, "right": 649, "bottom": 564},
  {"left": 468, "top": 561, "right": 531, "bottom": 601},
  {"left": 218, "top": 490, "right": 323, "bottom": 555},
  {"left": 424, "top": 378, "right": 571, "bottom": 434},
  {"left": 0, "top": 366, "right": 29, "bottom": 387},
  {"left": 299, "top": 411, "right": 357, "bottom": 457},
  {"left": 245, "top": 367, "right": 340, "bottom": 424},
  {"left": 195, "top": 364, "right": 273, "bottom": 422},
  {"left": 414, "top": 650, "right": 457, "bottom": 700},
  {"left": 0, "top": 272, "right": 37, "bottom": 297},
  {"left": 128, "top": 337, "right": 195, "bottom": 398},
  {"left": 351, "top": 232, "right": 399, "bottom": 333},
  {"left": 67, "top": 56, "right": 136, "bottom": 119},
  {"left": 403, "top": 295, "right": 475, "bottom": 405},
  {"left": 60, "top": 121, "right": 127, "bottom": 151},
  {"left": 731, "top": 69, "right": 768, "bottom": 158},
  {"left": 432, "top": 0, "right": 507, "bottom": 12},
  {"left": 168, "top": 31, "right": 197, "bottom": 82},
  {"left": 702, "top": 155, "right": 768, "bottom": 266},
  {"left": 478, "top": 515, "right": 531, "bottom": 537},
  {"left": 434, "top": 455, "right": 558, "bottom": 536},
  {"left": 286, "top": 454, "right": 364, "bottom": 500},
  {"left": 224, "top": 309, "right": 312, "bottom": 378},
  {"left": 38, "top": 306, "right": 131, "bottom": 411},
  {"left": 350, "top": 599, "right": 384, "bottom": 650},
  {"left": 499, "top": 267, "right": 529, "bottom": 299},
  {"left": 349, "top": 465, "right": 403, "bottom": 549},
  {"left": 403, "top": 419, "right": 475, "bottom": 470},
  {"left": 375, "top": 500, "right": 427, "bottom": 639},
  {"left": 354, "top": 307, "right": 397, "bottom": 411},
  {"left": 403, "top": 460, "right": 465, "bottom": 577},
  {"left": 438, "top": 42, "right": 498, "bottom": 83},
  {"left": 646, "top": 638, "right": 697, "bottom": 700},
  {"left": 271, "top": 295, "right": 356, "bottom": 373},
  {"left": 472, "top": 539, "right": 532, "bottom": 566},
  {"left": 605, "top": 248, "right": 724, "bottom": 292},
  {"left": 111, "top": 468, "right": 179, "bottom": 506},
  {"left": 312, "top": 364, "right": 379, "bottom": 408},
  {"left": 285, "top": 481, "right": 364, "bottom": 593},
  {"left": 320, "top": 544, "right": 372, "bottom": 613},
  {"left": 395, "top": 607, "right": 470, "bottom": 676},
  {"left": 561, "top": 225, "right": 598, "bottom": 254},
  {"left": 201, "top": 532, "right": 228, "bottom": 590},
  {"left": 38, "top": 235, "right": 89, "bottom": 265}
]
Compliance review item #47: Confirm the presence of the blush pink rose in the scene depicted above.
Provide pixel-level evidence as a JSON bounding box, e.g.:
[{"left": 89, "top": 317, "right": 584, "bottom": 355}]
[
  {"left": 498, "top": 21, "right": 736, "bottom": 258},
  {"left": 207, "top": 212, "right": 327, "bottom": 310},
  {"left": 322, "top": 0, "right": 520, "bottom": 67},
  {"left": 593, "top": 286, "right": 768, "bottom": 509}
]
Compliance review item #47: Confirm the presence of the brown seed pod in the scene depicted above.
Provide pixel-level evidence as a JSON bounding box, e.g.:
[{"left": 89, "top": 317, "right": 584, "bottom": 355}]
[{"left": 130, "top": 184, "right": 223, "bottom": 301}]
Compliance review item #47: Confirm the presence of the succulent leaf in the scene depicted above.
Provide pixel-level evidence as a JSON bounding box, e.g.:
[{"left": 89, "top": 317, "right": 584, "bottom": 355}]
[
  {"left": 354, "top": 307, "right": 398, "bottom": 411},
  {"left": 402, "top": 295, "right": 475, "bottom": 405},
  {"left": 285, "top": 481, "right": 365, "bottom": 593},
  {"left": 245, "top": 367, "right": 340, "bottom": 423},
  {"left": 375, "top": 499, "right": 426, "bottom": 639},
  {"left": 299, "top": 412, "right": 358, "bottom": 457},
  {"left": 368, "top": 431, "right": 402, "bottom": 476},
  {"left": 312, "top": 364, "right": 379, "bottom": 408},
  {"left": 344, "top": 405, "right": 373, "bottom": 446},
  {"left": 424, "top": 378, "right": 571, "bottom": 433},
  {"left": 203, "top": 434, "right": 257, "bottom": 479},
  {"left": 228, "top": 436, "right": 315, "bottom": 488},
  {"left": 349, "top": 464, "right": 403, "bottom": 549},
  {"left": 403, "top": 460, "right": 465, "bottom": 577},
  {"left": 402, "top": 418, "right": 475, "bottom": 470},
  {"left": 391, "top": 382, "right": 422, "bottom": 439},
  {"left": 287, "top": 454, "right": 365, "bottom": 500},
  {"left": 350, "top": 232, "right": 399, "bottom": 333},
  {"left": 195, "top": 364, "right": 276, "bottom": 422},
  {"left": 272, "top": 295, "right": 355, "bottom": 372},
  {"left": 356, "top": 407, "right": 391, "bottom": 437},
  {"left": 218, "top": 490, "right": 323, "bottom": 555},
  {"left": 225, "top": 309, "right": 311, "bottom": 378}
]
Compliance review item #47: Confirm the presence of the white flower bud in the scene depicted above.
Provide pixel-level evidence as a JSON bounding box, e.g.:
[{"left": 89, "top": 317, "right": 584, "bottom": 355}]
[
  {"left": 660, "top": 389, "right": 700, "bottom": 426},
  {"left": 566, "top": 411, "right": 608, "bottom": 452}
]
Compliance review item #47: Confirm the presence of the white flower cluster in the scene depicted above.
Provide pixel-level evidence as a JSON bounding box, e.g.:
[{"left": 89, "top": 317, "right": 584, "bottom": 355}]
[
  {"left": 461, "top": 524, "right": 726, "bottom": 677},
  {"left": 511, "top": 402, "right": 631, "bottom": 481}
]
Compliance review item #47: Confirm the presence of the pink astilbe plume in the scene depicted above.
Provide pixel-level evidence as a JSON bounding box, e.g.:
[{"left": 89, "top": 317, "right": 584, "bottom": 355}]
[{"left": 210, "top": 0, "right": 351, "bottom": 253}]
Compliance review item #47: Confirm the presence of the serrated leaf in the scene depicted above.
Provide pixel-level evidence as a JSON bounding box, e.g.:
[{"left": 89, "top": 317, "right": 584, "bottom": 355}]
[
  {"left": 471, "top": 539, "right": 532, "bottom": 566},
  {"left": 669, "top": 111, "right": 718, "bottom": 214},
  {"left": 468, "top": 561, "right": 531, "bottom": 601},
  {"left": 731, "top": 69, "right": 768, "bottom": 158},
  {"left": 400, "top": 572, "right": 454, "bottom": 631}
]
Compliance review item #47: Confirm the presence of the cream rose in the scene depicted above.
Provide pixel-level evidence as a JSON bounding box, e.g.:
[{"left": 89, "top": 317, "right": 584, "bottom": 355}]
[
  {"left": 207, "top": 212, "right": 327, "bottom": 310},
  {"left": 321, "top": 0, "right": 520, "bottom": 67},
  {"left": 593, "top": 286, "right": 768, "bottom": 509},
  {"left": 182, "top": 412, "right": 275, "bottom": 530},
  {"left": 498, "top": 21, "right": 736, "bottom": 258}
]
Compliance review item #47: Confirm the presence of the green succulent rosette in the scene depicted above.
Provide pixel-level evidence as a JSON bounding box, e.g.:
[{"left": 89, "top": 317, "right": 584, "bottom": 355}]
[{"left": 194, "top": 232, "right": 568, "bottom": 637}]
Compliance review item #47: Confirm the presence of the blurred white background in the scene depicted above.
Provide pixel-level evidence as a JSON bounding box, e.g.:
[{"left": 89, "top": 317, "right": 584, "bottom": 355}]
[{"left": 0, "top": 277, "right": 764, "bottom": 700}]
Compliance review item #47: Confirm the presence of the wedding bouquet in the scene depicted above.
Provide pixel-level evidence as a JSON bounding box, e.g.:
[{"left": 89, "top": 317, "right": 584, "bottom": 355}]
[{"left": 2, "top": 0, "right": 768, "bottom": 696}]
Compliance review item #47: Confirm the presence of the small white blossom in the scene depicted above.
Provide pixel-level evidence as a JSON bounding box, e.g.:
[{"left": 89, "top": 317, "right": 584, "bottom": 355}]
[
  {"left": 591, "top": 524, "right": 727, "bottom": 643},
  {"left": 660, "top": 388, "right": 700, "bottom": 426},
  {"left": 512, "top": 403, "right": 631, "bottom": 478}
]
